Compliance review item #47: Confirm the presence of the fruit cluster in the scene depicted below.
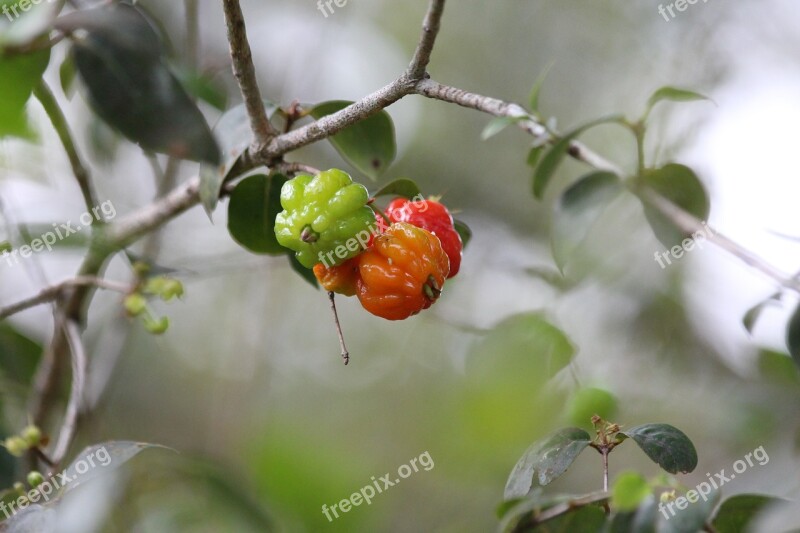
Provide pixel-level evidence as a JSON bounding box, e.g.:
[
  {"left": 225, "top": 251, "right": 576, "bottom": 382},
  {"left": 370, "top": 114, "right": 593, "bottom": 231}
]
[{"left": 275, "top": 169, "right": 463, "bottom": 320}]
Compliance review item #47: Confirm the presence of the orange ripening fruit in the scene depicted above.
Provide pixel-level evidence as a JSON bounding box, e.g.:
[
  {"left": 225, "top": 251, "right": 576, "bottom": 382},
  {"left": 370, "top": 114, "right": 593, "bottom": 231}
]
[
  {"left": 356, "top": 222, "right": 449, "bottom": 320},
  {"left": 313, "top": 258, "right": 360, "bottom": 296}
]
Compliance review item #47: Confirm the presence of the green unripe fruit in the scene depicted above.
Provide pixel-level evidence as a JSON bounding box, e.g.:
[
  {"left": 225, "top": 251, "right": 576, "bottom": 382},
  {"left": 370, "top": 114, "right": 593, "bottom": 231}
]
[
  {"left": 567, "top": 387, "right": 618, "bottom": 427},
  {"left": 27, "top": 471, "right": 44, "bottom": 488},
  {"left": 274, "top": 169, "right": 374, "bottom": 268},
  {"left": 20, "top": 425, "right": 41, "bottom": 447}
]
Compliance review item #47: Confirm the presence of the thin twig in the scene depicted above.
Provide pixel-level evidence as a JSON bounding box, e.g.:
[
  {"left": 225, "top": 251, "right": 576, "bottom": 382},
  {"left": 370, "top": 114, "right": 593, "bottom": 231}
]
[
  {"left": 635, "top": 186, "right": 800, "bottom": 292},
  {"left": 51, "top": 319, "right": 87, "bottom": 465},
  {"left": 0, "top": 276, "right": 132, "bottom": 320},
  {"left": 406, "top": 0, "right": 446, "bottom": 79},
  {"left": 33, "top": 80, "right": 98, "bottom": 212},
  {"left": 222, "top": 0, "right": 277, "bottom": 148},
  {"left": 327, "top": 292, "right": 350, "bottom": 365}
]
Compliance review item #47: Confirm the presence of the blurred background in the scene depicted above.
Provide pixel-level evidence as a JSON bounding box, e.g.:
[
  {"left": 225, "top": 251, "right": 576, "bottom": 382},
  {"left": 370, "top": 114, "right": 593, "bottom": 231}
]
[{"left": 1, "top": 0, "right": 800, "bottom": 530}]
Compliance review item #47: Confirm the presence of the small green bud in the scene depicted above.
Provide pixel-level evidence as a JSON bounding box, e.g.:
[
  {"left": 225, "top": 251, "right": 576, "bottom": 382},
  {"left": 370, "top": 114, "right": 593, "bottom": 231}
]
[
  {"left": 20, "top": 425, "right": 41, "bottom": 447},
  {"left": 159, "top": 279, "right": 184, "bottom": 301},
  {"left": 27, "top": 471, "right": 44, "bottom": 488},
  {"left": 143, "top": 315, "right": 169, "bottom": 335},
  {"left": 660, "top": 490, "right": 677, "bottom": 503},
  {"left": 12, "top": 482, "right": 25, "bottom": 494},
  {"left": 3, "top": 436, "right": 29, "bottom": 457},
  {"left": 124, "top": 293, "right": 148, "bottom": 316}
]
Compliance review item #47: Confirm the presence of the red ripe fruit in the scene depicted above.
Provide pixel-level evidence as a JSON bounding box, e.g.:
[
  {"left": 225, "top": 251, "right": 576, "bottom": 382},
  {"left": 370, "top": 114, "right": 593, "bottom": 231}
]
[{"left": 385, "top": 198, "right": 462, "bottom": 277}]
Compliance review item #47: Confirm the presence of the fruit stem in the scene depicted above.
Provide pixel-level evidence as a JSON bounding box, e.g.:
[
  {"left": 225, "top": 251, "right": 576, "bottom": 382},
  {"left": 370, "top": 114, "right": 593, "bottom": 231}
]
[{"left": 327, "top": 291, "right": 350, "bottom": 365}]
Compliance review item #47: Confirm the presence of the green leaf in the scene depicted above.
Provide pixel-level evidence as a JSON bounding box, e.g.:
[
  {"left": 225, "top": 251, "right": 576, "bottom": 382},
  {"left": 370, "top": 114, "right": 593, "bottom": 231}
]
[
  {"left": 469, "top": 312, "right": 575, "bottom": 397},
  {"left": 534, "top": 505, "right": 606, "bottom": 532},
  {"left": 310, "top": 100, "right": 396, "bottom": 180},
  {"left": 526, "top": 145, "right": 545, "bottom": 170},
  {"left": 637, "top": 163, "right": 710, "bottom": 249},
  {"left": 59, "top": 53, "right": 77, "bottom": 98},
  {"left": 757, "top": 349, "right": 800, "bottom": 386},
  {"left": 504, "top": 428, "right": 592, "bottom": 499},
  {"left": 481, "top": 115, "right": 526, "bottom": 140},
  {"left": 644, "top": 86, "right": 711, "bottom": 120},
  {"left": 0, "top": 323, "right": 42, "bottom": 386},
  {"left": 63, "top": 441, "right": 173, "bottom": 495},
  {"left": 176, "top": 67, "right": 228, "bottom": 111},
  {"left": 529, "top": 62, "right": 554, "bottom": 114},
  {"left": 611, "top": 471, "right": 651, "bottom": 512},
  {"left": 620, "top": 424, "right": 698, "bottom": 474},
  {"left": 199, "top": 100, "right": 277, "bottom": 216},
  {"left": 743, "top": 296, "right": 779, "bottom": 336},
  {"left": 659, "top": 490, "right": 720, "bottom": 533},
  {"left": 533, "top": 115, "right": 624, "bottom": 199},
  {"left": 786, "top": 303, "right": 800, "bottom": 369},
  {"left": 58, "top": 3, "right": 219, "bottom": 164},
  {"left": 498, "top": 491, "right": 608, "bottom": 533},
  {"left": 567, "top": 387, "right": 617, "bottom": 427},
  {"left": 607, "top": 497, "right": 658, "bottom": 533},
  {"left": 712, "top": 494, "right": 781, "bottom": 532},
  {"left": 453, "top": 219, "right": 472, "bottom": 249},
  {"left": 551, "top": 171, "right": 624, "bottom": 272},
  {"left": 227, "top": 173, "right": 288, "bottom": 255},
  {"left": 288, "top": 253, "right": 319, "bottom": 289},
  {"left": 0, "top": 47, "right": 50, "bottom": 139},
  {"left": 371, "top": 178, "right": 421, "bottom": 199}
]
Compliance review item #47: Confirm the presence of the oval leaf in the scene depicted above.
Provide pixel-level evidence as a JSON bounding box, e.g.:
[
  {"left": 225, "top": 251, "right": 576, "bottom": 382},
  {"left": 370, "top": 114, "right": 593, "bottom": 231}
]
[
  {"left": 0, "top": 48, "right": 50, "bottom": 139},
  {"left": 607, "top": 497, "right": 659, "bottom": 533},
  {"left": 371, "top": 178, "right": 421, "bottom": 199},
  {"left": 743, "top": 297, "right": 778, "bottom": 336},
  {"left": 533, "top": 115, "right": 624, "bottom": 199},
  {"left": 227, "top": 173, "right": 288, "bottom": 255},
  {"left": 288, "top": 252, "right": 319, "bottom": 289},
  {"left": 637, "top": 163, "right": 710, "bottom": 249},
  {"left": 59, "top": 4, "right": 220, "bottom": 164},
  {"left": 611, "top": 471, "right": 651, "bottom": 512},
  {"left": 528, "top": 62, "right": 554, "bottom": 115},
  {"left": 621, "top": 424, "right": 698, "bottom": 474},
  {"left": 504, "top": 427, "right": 592, "bottom": 499},
  {"left": 551, "top": 171, "right": 623, "bottom": 272},
  {"left": 453, "top": 219, "right": 472, "bottom": 250},
  {"left": 645, "top": 86, "right": 711, "bottom": 120},
  {"left": 63, "top": 440, "right": 172, "bottom": 495},
  {"left": 712, "top": 494, "right": 782, "bottom": 532},
  {"left": 310, "top": 100, "right": 396, "bottom": 180},
  {"left": 786, "top": 303, "right": 800, "bottom": 369},
  {"left": 199, "top": 100, "right": 276, "bottom": 216},
  {"left": 481, "top": 115, "right": 526, "bottom": 141},
  {"left": 659, "top": 489, "right": 720, "bottom": 533}
]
